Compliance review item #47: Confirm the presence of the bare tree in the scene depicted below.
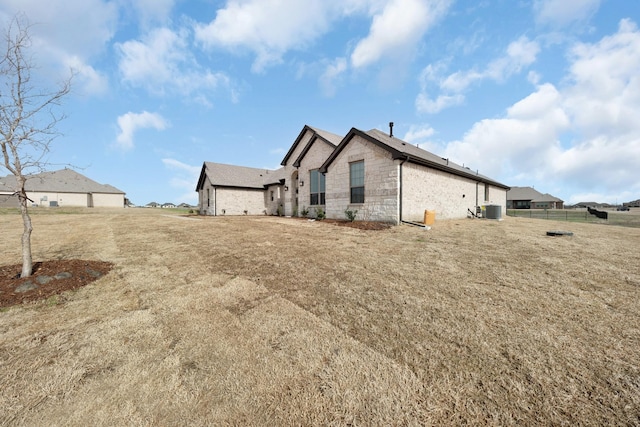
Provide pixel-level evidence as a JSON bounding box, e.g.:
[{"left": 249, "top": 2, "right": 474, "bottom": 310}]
[{"left": 0, "top": 15, "right": 72, "bottom": 278}]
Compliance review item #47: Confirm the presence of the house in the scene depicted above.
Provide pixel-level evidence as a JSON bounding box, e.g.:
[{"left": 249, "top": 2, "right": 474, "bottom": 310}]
[
  {"left": 0, "top": 168, "right": 125, "bottom": 208},
  {"left": 196, "top": 124, "right": 510, "bottom": 224},
  {"left": 161, "top": 202, "right": 177, "bottom": 209},
  {"left": 507, "top": 186, "right": 564, "bottom": 209}
]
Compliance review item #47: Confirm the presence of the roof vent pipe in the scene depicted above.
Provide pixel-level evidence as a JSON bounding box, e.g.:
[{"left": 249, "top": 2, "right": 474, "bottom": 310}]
[{"left": 389, "top": 122, "right": 394, "bottom": 137}]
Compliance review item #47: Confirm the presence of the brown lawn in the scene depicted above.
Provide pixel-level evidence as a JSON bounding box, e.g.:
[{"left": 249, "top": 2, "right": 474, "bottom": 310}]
[{"left": 1, "top": 208, "right": 639, "bottom": 426}]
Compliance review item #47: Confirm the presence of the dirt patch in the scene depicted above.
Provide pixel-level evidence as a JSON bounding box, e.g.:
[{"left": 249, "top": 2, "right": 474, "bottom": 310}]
[{"left": 0, "top": 260, "right": 113, "bottom": 308}]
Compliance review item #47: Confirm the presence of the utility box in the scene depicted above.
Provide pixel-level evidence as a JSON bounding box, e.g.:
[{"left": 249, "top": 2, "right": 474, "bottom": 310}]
[
  {"left": 485, "top": 204, "right": 502, "bottom": 220},
  {"left": 424, "top": 210, "right": 436, "bottom": 226}
]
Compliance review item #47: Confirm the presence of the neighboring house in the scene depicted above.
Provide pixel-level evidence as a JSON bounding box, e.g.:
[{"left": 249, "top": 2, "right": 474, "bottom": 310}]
[
  {"left": 507, "top": 186, "right": 564, "bottom": 209},
  {"left": 0, "top": 168, "right": 125, "bottom": 208},
  {"left": 196, "top": 124, "right": 510, "bottom": 224},
  {"left": 162, "top": 202, "right": 177, "bottom": 209},
  {"left": 146, "top": 202, "right": 160, "bottom": 208}
]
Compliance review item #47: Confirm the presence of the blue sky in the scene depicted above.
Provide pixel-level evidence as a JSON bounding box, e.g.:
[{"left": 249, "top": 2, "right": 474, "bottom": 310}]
[{"left": 0, "top": 0, "right": 638, "bottom": 206}]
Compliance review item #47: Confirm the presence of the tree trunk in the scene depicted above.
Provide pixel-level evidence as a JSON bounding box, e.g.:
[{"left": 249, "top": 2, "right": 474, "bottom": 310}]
[{"left": 18, "top": 188, "right": 33, "bottom": 278}]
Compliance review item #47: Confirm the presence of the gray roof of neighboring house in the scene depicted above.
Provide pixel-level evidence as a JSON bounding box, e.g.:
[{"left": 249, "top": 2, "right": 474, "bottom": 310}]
[
  {"left": 507, "top": 186, "right": 543, "bottom": 201},
  {"left": 507, "top": 186, "right": 563, "bottom": 202},
  {"left": 320, "top": 127, "right": 510, "bottom": 189},
  {"left": 0, "top": 169, "right": 125, "bottom": 194},
  {"left": 197, "top": 162, "right": 285, "bottom": 190},
  {"left": 532, "top": 193, "right": 563, "bottom": 203}
]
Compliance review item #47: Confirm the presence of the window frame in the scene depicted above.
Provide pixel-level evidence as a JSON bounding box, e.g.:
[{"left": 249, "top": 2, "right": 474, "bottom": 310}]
[
  {"left": 309, "top": 169, "right": 326, "bottom": 206},
  {"left": 349, "top": 160, "right": 365, "bottom": 204}
]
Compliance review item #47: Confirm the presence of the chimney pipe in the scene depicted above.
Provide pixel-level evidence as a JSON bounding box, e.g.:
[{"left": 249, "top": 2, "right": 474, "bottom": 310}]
[{"left": 389, "top": 122, "right": 394, "bottom": 137}]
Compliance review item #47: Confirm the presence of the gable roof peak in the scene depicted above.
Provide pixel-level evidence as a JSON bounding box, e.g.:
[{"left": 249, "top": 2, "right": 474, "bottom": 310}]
[{"left": 281, "top": 124, "right": 343, "bottom": 166}]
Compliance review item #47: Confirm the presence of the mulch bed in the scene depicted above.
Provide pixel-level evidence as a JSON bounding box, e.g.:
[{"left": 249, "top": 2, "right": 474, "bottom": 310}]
[
  {"left": 0, "top": 260, "right": 113, "bottom": 308},
  {"left": 294, "top": 217, "right": 393, "bottom": 230}
]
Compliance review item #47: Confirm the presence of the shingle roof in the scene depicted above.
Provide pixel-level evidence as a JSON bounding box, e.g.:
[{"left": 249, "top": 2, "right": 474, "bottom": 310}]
[
  {"left": 308, "top": 126, "right": 343, "bottom": 146},
  {"left": 506, "top": 186, "right": 543, "bottom": 201},
  {"left": 320, "top": 127, "right": 510, "bottom": 189},
  {"left": 0, "top": 169, "right": 124, "bottom": 194},
  {"left": 198, "top": 162, "right": 285, "bottom": 190},
  {"left": 532, "top": 193, "right": 564, "bottom": 203}
]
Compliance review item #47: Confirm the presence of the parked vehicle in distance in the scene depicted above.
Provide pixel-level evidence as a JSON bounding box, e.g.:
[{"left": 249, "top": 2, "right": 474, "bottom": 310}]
[{"left": 617, "top": 206, "right": 630, "bottom": 211}]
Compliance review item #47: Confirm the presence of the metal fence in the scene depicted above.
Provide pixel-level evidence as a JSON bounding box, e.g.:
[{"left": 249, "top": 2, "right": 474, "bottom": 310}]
[{"left": 506, "top": 209, "right": 640, "bottom": 228}]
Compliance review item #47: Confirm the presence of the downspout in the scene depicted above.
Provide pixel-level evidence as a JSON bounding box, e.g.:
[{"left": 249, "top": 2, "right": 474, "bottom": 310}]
[
  {"left": 476, "top": 182, "right": 479, "bottom": 211},
  {"left": 214, "top": 187, "right": 217, "bottom": 216},
  {"left": 399, "top": 156, "right": 408, "bottom": 225}
]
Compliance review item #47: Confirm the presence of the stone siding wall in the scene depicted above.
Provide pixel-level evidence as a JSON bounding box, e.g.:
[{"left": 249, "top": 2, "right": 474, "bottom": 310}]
[
  {"left": 297, "top": 140, "right": 336, "bottom": 217},
  {"left": 281, "top": 131, "right": 312, "bottom": 216},
  {"left": 402, "top": 163, "right": 506, "bottom": 221},
  {"left": 264, "top": 184, "right": 285, "bottom": 216},
  {"left": 325, "top": 135, "right": 400, "bottom": 223},
  {"left": 198, "top": 184, "right": 266, "bottom": 216},
  {"left": 91, "top": 193, "right": 125, "bottom": 208},
  {"left": 27, "top": 191, "right": 87, "bottom": 207},
  {"left": 215, "top": 188, "right": 266, "bottom": 216}
]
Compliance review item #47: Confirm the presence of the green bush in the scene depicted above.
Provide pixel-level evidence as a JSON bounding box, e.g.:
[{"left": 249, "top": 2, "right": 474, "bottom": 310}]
[
  {"left": 301, "top": 206, "right": 309, "bottom": 217},
  {"left": 344, "top": 209, "right": 358, "bottom": 222},
  {"left": 315, "top": 207, "right": 325, "bottom": 220}
]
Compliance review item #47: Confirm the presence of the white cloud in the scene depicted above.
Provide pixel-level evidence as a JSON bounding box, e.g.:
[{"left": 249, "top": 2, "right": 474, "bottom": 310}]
[
  {"left": 415, "top": 93, "right": 464, "bottom": 114},
  {"left": 0, "top": 0, "right": 118, "bottom": 93},
  {"left": 416, "top": 36, "right": 540, "bottom": 113},
  {"left": 194, "top": 0, "right": 336, "bottom": 72},
  {"left": 319, "top": 57, "right": 348, "bottom": 97},
  {"left": 117, "top": 27, "right": 232, "bottom": 102},
  {"left": 0, "top": 0, "right": 118, "bottom": 58},
  {"left": 194, "top": 0, "right": 450, "bottom": 74},
  {"left": 161, "top": 158, "right": 201, "bottom": 204},
  {"left": 533, "top": 0, "right": 601, "bottom": 28},
  {"left": 350, "top": 0, "right": 451, "bottom": 68},
  {"left": 404, "top": 124, "right": 434, "bottom": 142},
  {"left": 402, "top": 124, "right": 442, "bottom": 152},
  {"left": 64, "top": 55, "right": 109, "bottom": 95},
  {"left": 442, "top": 20, "right": 640, "bottom": 203},
  {"left": 115, "top": 111, "right": 169, "bottom": 151},
  {"left": 130, "top": 0, "right": 176, "bottom": 27},
  {"left": 442, "top": 36, "right": 540, "bottom": 92}
]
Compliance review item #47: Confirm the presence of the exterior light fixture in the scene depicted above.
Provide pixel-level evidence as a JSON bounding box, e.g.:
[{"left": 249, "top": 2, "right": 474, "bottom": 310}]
[
  {"left": 284, "top": 186, "right": 289, "bottom": 191},
  {"left": 300, "top": 180, "right": 304, "bottom": 186}
]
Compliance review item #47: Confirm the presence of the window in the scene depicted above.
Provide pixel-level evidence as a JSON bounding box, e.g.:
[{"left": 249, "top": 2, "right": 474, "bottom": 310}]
[
  {"left": 350, "top": 161, "right": 364, "bottom": 204},
  {"left": 270, "top": 190, "right": 274, "bottom": 202},
  {"left": 310, "top": 170, "right": 325, "bottom": 205}
]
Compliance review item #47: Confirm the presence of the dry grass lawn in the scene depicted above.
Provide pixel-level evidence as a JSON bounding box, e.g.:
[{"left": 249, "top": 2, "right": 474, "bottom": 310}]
[{"left": 1, "top": 208, "right": 639, "bottom": 426}]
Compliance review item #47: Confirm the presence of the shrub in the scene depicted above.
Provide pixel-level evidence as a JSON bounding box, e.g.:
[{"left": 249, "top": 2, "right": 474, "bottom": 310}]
[
  {"left": 344, "top": 209, "right": 358, "bottom": 222},
  {"left": 277, "top": 205, "right": 283, "bottom": 216},
  {"left": 315, "top": 207, "right": 325, "bottom": 220},
  {"left": 301, "top": 206, "right": 309, "bottom": 217}
]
